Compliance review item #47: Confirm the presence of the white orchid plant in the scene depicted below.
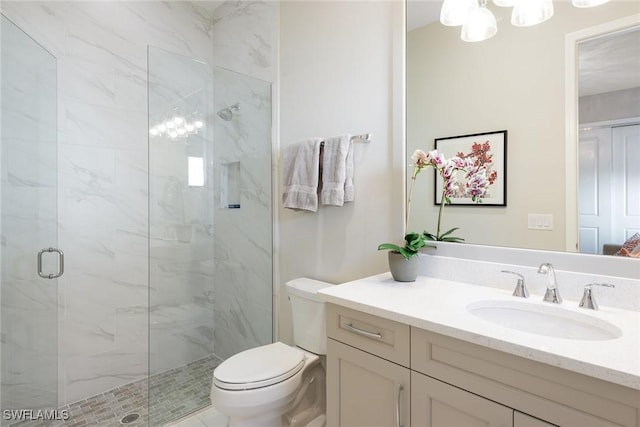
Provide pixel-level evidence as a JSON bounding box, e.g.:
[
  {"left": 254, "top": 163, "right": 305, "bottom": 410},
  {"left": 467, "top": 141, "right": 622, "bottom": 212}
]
[
  {"left": 378, "top": 148, "right": 491, "bottom": 259},
  {"left": 410, "top": 149, "right": 490, "bottom": 242}
]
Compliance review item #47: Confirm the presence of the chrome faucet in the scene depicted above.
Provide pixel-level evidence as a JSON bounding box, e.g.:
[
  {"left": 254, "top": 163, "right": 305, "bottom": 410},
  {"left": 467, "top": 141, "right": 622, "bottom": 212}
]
[
  {"left": 579, "top": 283, "right": 615, "bottom": 310},
  {"left": 538, "top": 263, "right": 562, "bottom": 304},
  {"left": 501, "top": 270, "right": 529, "bottom": 298}
]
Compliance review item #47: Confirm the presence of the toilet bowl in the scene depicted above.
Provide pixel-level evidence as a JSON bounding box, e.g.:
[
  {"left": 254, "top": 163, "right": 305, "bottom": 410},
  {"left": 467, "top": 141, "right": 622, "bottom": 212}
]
[{"left": 210, "top": 278, "right": 332, "bottom": 427}]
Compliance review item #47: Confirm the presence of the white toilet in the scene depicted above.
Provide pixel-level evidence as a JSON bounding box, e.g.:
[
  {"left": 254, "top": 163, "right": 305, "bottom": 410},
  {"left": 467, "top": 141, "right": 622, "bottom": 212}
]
[{"left": 210, "top": 278, "right": 332, "bottom": 427}]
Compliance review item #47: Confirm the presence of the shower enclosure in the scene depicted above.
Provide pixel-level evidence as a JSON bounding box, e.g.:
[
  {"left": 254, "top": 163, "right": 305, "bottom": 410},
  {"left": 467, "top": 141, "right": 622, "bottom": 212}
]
[
  {"left": 1, "top": 2, "right": 274, "bottom": 425},
  {"left": 147, "top": 49, "right": 274, "bottom": 424},
  {"left": 0, "top": 14, "right": 59, "bottom": 419}
]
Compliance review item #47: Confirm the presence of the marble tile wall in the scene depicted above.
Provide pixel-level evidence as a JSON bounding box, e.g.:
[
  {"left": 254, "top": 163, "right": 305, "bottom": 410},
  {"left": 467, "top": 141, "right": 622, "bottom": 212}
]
[
  {"left": 211, "top": 67, "right": 273, "bottom": 360},
  {"left": 148, "top": 46, "right": 216, "bottom": 375},
  {"left": 1, "top": 0, "right": 277, "bottom": 409},
  {"left": 210, "top": 1, "right": 276, "bottom": 360},
  {"left": 0, "top": 0, "right": 215, "bottom": 406},
  {"left": 211, "top": 1, "right": 277, "bottom": 83}
]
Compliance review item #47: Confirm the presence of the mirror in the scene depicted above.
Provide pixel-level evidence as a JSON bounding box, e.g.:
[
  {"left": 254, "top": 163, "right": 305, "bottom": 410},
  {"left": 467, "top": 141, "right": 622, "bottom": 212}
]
[{"left": 407, "top": 1, "right": 640, "bottom": 255}]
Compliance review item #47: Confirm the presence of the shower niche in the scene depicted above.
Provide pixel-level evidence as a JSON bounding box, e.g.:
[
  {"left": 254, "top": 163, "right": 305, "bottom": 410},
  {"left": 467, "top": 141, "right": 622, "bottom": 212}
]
[{"left": 220, "top": 161, "right": 241, "bottom": 209}]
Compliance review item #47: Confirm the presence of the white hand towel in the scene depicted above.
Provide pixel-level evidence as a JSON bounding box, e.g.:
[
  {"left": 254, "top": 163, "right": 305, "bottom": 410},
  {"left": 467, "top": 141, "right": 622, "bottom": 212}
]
[
  {"left": 344, "top": 141, "right": 354, "bottom": 202},
  {"left": 321, "top": 134, "right": 354, "bottom": 206},
  {"left": 282, "top": 138, "right": 323, "bottom": 212}
]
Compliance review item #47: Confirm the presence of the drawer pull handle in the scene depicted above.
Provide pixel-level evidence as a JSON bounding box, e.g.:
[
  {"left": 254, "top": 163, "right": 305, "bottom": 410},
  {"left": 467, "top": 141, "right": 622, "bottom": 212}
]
[
  {"left": 343, "top": 322, "right": 383, "bottom": 339},
  {"left": 395, "top": 383, "right": 404, "bottom": 427}
]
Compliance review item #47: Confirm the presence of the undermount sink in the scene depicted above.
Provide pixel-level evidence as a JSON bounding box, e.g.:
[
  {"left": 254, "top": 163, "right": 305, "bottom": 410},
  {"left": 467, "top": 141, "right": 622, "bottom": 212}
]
[{"left": 467, "top": 300, "right": 623, "bottom": 341}]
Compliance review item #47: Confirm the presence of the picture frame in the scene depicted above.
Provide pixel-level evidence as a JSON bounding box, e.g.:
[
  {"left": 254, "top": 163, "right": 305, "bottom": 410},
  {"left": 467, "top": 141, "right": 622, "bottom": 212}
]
[{"left": 434, "top": 130, "right": 507, "bottom": 206}]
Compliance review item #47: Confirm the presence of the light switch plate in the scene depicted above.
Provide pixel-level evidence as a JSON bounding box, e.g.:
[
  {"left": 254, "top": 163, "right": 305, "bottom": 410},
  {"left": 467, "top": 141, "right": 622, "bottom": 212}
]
[{"left": 528, "top": 214, "right": 553, "bottom": 231}]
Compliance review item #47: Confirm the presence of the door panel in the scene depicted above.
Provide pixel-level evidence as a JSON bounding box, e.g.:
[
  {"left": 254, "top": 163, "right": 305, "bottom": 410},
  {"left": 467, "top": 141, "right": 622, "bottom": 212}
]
[
  {"left": 1, "top": 14, "right": 58, "bottom": 412},
  {"left": 611, "top": 124, "right": 640, "bottom": 242},
  {"left": 412, "top": 371, "right": 513, "bottom": 427},
  {"left": 578, "top": 127, "right": 611, "bottom": 254},
  {"left": 327, "top": 338, "right": 410, "bottom": 427}
]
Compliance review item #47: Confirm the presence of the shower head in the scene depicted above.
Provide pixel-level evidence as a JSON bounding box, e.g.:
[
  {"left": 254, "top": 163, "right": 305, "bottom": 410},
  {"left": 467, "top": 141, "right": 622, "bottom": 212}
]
[{"left": 216, "top": 102, "right": 240, "bottom": 121}]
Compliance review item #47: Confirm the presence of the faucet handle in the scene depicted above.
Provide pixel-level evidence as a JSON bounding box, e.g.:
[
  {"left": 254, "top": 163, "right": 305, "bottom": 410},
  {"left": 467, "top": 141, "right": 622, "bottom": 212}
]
[
  {"left": 501, "top": 270, "right": 529, "bottom": 298},
  {"left": 579, "top": 283, "right": 615, "bottom": 310}
]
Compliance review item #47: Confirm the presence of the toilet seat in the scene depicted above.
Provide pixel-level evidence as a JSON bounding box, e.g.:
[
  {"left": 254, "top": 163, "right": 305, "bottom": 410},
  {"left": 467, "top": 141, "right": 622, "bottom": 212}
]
[{"left": 213, "top": 342, "right": 305, "bottom": 391}]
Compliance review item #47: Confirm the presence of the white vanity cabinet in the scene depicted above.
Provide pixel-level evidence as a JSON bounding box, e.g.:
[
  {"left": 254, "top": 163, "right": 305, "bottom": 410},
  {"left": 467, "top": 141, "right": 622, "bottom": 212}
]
[
  {"left": 411, "top": 371, "right": 514, "bottom": 426},
  {"left": 326, "top": 304, "right": 411, "bottom": 427},
  {"left": 326, "top": 303, "right": 640, "bottom": 427}
]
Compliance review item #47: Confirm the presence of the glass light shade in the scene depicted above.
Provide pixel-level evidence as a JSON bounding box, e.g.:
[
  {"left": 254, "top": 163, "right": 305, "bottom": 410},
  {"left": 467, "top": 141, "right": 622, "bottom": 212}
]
[
  {"left": 461, "top": 6, "right": 497, "bottom": 42},
  {"left": 493, "top": 0, "right": 516, "bottom": 6},
  {"left": 440, "top": 0, "right": 479, "bottom": 26},
  {"left": 572, "top": 0, "right": 610, "bottom": 7},
  {"left": 511, "top": 0, "right": 553, "bottom": 27}
]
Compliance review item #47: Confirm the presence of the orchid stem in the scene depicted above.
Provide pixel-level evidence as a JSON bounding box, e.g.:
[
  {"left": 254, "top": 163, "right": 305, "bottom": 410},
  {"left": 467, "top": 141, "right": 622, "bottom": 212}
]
[
  {"left": 406, "top": 167, "right": 418, "bottom": 233},
  {"left": 436, "top": 187, "right": 446, "bottom": 239}
]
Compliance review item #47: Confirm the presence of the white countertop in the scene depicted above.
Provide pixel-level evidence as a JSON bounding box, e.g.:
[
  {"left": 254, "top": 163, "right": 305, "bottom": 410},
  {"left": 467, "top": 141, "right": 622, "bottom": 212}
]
[{"left": 318, "top": 273, "right": 640, "bottom": 390}]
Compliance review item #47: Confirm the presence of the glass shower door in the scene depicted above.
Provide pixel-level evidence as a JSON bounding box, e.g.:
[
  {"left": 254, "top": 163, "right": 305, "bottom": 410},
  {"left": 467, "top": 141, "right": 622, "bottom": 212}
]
[
  {"left": 1, "top": 14, "right": 59, "bottom": 421},
  {"left": 148, "top": 46, "right": 215, "bottom": 425}
]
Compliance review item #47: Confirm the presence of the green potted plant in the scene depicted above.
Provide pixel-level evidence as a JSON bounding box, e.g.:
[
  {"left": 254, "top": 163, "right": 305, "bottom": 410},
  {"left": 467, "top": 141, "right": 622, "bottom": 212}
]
[{"left": 378, "top": 232, "right": 432, "bottom": 282}]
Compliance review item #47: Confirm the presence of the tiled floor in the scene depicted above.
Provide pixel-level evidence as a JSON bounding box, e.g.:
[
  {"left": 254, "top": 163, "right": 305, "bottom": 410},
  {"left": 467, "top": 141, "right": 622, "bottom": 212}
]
[
  {"left": 167, "top": 407, "right": 228, "bottom": 427},
  {"left": 5, "top": 355, "right": 221, "bottom": 427}
]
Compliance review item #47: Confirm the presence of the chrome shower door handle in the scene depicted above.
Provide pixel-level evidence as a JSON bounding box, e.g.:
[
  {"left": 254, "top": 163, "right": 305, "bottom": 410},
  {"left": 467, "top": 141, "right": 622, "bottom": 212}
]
[
  {"left": 395, "top": 383, "right": 404, "bottom": 427},
  {"left": 37, "top": 247, "right": 64, "bottom": 279}
]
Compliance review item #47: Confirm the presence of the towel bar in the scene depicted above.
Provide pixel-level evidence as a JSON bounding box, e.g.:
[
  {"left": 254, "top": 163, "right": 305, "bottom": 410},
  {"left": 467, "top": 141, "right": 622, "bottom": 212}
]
[{"left": 320, "top": 133, "right": 371, "bottom": 147}]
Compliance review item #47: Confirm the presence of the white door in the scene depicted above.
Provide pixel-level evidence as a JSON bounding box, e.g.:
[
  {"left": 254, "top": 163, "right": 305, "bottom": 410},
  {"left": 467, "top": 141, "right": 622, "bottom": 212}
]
[
  {"left": 578, "top": 127, "right": 612, "bottom": 254},
  {"left": 578, "top": 123, "right": 640, "bottom": 253},
  {"left": 611, "top": 124, "right": 640, "bottom": 243}
]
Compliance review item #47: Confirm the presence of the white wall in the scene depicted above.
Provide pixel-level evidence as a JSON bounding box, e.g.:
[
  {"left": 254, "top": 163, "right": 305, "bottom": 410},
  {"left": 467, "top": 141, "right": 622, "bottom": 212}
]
[
  {"left": 278, "top": 1, "right": 405, "bottom": 343},
  {"left": 407, "top": 1, "right": 640, "bottom": 252}
]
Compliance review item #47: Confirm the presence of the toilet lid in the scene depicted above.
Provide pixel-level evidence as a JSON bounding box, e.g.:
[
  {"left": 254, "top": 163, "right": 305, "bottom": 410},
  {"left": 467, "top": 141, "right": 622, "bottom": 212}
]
[{"left": 213, "top": 342, "right": 305, "bottom": 391}]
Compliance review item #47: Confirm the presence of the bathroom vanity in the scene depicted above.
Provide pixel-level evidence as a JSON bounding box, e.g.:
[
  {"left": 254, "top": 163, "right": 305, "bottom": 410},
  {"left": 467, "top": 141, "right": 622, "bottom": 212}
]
[{"left": 319, "top": 273, "right": 640, "bottom": 427}]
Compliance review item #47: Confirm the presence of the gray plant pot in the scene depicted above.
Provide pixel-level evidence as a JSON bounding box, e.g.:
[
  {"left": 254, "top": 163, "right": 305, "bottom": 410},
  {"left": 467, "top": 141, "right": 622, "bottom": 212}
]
[{"left": 388, "top": 251, "right": 420, "bottom": 282}]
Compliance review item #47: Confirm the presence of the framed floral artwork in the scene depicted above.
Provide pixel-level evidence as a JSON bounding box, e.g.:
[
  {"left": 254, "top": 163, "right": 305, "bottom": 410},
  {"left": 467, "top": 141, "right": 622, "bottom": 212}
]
[{"left": 434, "top": 130, "right": 507, "bottom": 206}]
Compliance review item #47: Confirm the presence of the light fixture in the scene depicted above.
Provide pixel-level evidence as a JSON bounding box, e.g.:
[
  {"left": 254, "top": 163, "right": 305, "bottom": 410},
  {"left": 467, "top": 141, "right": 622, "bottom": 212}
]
[
  {"left": 461, "top": 0, "right": 497, "bottom": 42},
  {"left": 149, "top": 110, "right": 204, "bottom": 140},
  {"left": 572, "top": 0, "right": 610, "bottom": 7},
  {"left": 511, "top": 0, "right": 553, "bottom": 27},
  {"left": 442, "top": 0, "right": 609, "bottom": 42},
  {"left": 440, "top": 0, "right": 478, "bottom": 26},
  {"left": 492, "top": 0, "right": 516, "bottom": 6}
]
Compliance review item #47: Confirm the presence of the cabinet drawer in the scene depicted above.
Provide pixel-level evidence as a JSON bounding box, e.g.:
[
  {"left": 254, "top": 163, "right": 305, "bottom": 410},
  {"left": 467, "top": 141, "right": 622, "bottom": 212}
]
[
  {"left": 411, "top": 328, "right": 639, "bottom": 427},
  {"left": 327, "top": 303, "right": 410, "bottom": 367}
]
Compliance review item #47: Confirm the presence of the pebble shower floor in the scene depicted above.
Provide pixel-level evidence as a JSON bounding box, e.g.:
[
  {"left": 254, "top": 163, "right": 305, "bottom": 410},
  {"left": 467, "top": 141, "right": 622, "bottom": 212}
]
[{"left": 6, "top": 354, "right": 221, "bottom": 427}]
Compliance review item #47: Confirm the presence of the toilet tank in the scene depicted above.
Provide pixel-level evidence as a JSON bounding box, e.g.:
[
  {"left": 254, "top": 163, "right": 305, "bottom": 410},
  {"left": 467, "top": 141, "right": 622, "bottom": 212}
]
[{"left": 286, "top": 278, "right": 334, "bottom": 355}]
